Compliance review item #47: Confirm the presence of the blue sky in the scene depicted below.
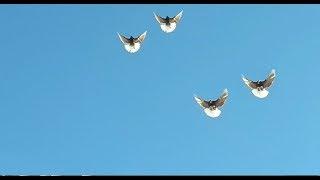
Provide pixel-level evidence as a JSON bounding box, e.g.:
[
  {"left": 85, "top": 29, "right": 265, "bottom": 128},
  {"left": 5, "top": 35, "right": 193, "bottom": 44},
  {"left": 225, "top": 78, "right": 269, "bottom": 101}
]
[{"left": 0, "top": 4, "right": 319, "bottom": 175}]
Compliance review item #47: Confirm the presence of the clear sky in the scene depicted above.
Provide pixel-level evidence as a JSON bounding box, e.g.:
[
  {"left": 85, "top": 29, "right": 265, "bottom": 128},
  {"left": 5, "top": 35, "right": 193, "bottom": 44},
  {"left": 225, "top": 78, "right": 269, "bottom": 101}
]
[{"left": 0, "top": 4, "right": 319, "bottom": 175}]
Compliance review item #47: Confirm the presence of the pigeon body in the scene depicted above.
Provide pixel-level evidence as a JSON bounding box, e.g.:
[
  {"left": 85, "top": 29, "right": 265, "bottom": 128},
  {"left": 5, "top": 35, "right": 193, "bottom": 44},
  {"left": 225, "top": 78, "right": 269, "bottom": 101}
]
[
  {"left": 194, "top": 89, "right": 228, "bottom": 118},
  {"left": 117, "top": 31, "right": 147, "bottom": 53},
  {"left": 154, "top": 11, "right": 183, "bottom": 33},
  {"left": 242, "top": 69, "right": 276, "bottom": 98}
]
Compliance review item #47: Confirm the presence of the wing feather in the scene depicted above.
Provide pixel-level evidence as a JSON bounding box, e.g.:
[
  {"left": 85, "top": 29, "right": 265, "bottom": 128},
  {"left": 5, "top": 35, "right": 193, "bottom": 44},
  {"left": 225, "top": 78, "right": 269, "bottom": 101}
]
[
  {"left": 117, "top": 33, "right": 130, "bottom": 44},
  {"left": 172, "top": 10, "right": 183, "bottom": 23},
  {"left": 263, "top": 69, "right": 276, "bottom": 89},
  {"left": 194, "top": 95, "right": 210, "bottom": 109},
  {"left": 153, "top": 12, "right": 167, "bottom": 24},
  {"left": 134, "top": 31, "right": 147, "bottom": 43},
  {"left": 242, "top": 75, "right": 258, "bottom": 89},
  {"left": 215, "top": 89, "right": 228, "bottom": 107}
]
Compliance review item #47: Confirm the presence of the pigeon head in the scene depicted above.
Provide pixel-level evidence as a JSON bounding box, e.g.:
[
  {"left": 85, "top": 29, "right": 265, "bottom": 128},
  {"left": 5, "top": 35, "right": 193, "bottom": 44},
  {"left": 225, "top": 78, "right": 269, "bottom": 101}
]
[
  {"left": 128, "top": 36, "right": 135, "bottom": 45},
  {"left": 164, "top": 16, "right": 170, "bottom": 25}
]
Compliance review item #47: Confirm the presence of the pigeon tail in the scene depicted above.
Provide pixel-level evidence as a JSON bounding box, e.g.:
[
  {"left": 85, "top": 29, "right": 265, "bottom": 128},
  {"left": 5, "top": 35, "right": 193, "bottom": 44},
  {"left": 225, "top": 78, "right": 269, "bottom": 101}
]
[
  {"left": 252, "top": 89, "right": 269, "bottom": 98},
  {"left": 204, "top": 108, "right": 221, "bottom": 118}
]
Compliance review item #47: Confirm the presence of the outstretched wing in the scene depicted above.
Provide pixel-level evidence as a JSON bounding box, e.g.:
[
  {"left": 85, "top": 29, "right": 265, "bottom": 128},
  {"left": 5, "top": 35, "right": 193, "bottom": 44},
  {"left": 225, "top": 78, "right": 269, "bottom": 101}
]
[
  {"left": 194, "top": 95, "right": 210, "bottom": 109},
  {"left": 215, "top": 89, "right": 228, "bottom": 107},
  {"left": 263, "top": 69, "right": 276, "bottom": 89},
  {"left": 117, "top": 33, "right": 130, "bottom": 44},
  {"left": 171, "top": 10, "right": 183, "bottom": 23},
  {"left": 242, "top": 75, "right": 258, "bottom": 90},
  {"left": 134, "top": 31, "right": 147, "bottom": 43},
  {"left": 153, "top": 12, "right": 167, "bottom": 24}
]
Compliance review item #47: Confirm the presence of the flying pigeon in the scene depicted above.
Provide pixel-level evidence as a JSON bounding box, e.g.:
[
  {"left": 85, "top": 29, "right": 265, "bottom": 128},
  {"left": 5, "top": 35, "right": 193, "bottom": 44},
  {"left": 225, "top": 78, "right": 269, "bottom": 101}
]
[
  {"left": 242, "top": 69, "right": 276, "bottom": 98},
  {"left": 194, "top": 89, "right": 228, "bottom": 118},
  {"left": 153, "top": 10, "right": 183, "bottom": 33},
  {"left": 117, "top": 31, "right": 147, "bottom": 53}
]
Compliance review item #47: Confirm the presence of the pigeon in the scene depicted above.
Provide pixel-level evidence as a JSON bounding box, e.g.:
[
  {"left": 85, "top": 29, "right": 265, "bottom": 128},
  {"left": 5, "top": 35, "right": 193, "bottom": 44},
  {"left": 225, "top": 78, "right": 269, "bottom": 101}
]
[
  {"left": 117, "top": 31, "right": 147, "bottom": 53},
  {"left": 242, "top": 69, "right": 276, "bottom": 98},
  {"left": 153, "top": 10, "right": 183, "bottom": 33},
  {"left": 194, "top": 89, "right": 228, "bottom": 118}
]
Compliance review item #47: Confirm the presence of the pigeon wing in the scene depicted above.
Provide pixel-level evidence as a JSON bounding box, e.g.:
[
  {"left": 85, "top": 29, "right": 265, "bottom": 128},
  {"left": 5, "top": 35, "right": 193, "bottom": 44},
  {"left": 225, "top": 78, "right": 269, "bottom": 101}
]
[
  {"left": 263, "top": 69, "right": 276, "bottom": 89},
  {"left": 242, "top": 75, "right": 258, "bottom": 89},
  {"left": 134, "top": 31, "right": 147, "bottom": 43},
  {"left": 215, "top": 89, "right": 229, "bottom": 107},
  {"left": 153, "top": 12, "right": 167, "bottom": 24},
  {"left": 194, "top": 96, "right": 210, "bottom": 109},
  {"left": 117, "top": 33, "right": 131, "bottom": 44},
  {"left": 172, "top": 10, "right": 183, "bottom": 23}
]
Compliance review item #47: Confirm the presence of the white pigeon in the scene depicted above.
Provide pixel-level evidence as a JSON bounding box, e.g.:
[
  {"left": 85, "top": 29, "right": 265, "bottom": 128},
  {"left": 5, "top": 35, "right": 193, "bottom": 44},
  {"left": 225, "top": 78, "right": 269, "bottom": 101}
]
[
  {"left": 117, "top": 31, "right": 147, "bottom": 53},
  {"left": 153, "top": 10, "right": 183, "bottom": 33},
  {"left": 242, "top": 69, "right": 276, "bottom": 98},
  {"left": 194, "top": 89, "right": 229, "bottom": 118}
]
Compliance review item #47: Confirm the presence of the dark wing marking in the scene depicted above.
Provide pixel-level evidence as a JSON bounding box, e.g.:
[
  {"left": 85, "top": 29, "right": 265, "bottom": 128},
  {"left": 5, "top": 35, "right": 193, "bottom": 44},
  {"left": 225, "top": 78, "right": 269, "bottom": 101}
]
[
  {"left": 215, "top": 89, "right": 228, "bottom": 107},
  {"left": 263, "top": 69, "right": 276, "bottom": 89},
  {"left": 117, "top": 33, "right": 131, "bottom": 44},
  {"left": 242, "top": 75, "right": 259, "bottom": 89},
  {"left": 194, "top": 96, "right": 210, "bottom": 109},
  {"left": 153, "top": 12, "right": 167, "bottom": 24}
]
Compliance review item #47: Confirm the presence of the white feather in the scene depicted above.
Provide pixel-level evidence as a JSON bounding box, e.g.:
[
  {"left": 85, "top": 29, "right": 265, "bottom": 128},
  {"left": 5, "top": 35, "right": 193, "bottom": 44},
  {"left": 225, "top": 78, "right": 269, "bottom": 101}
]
[
  {"left": 222, "top": 88, "right": 228, "bottom": 96},
  {"left": 138, "top": 31, "right": 147, "bottom": 42},
  {"left": 241, "top": 76, "right": 250, "bottom": 85},
  {"left": 174, "top": 10, "right": 183, "bottom": 23},
  {"left": 124, "top": 43, "right": 141, "bottom": 53},
  {"left": 153, "top": 12, "right": 162, "bottom": 24},
  {"left": 252, "top": 89, "right": 269, "bottom": 98},
  {"left": 194, "top": 96, "right": 202, "bottom": 104},
  {"left": 160, "top": 23, "right": 177, "bottom": 33},
  {"left": 204, "top": 108, "right": 221, "bottom": 118},
  {"left": 117, "top": 33, "right": 126, "bottom": 44},
  {"left": 269, "top": 69, "right": 276, "bottom": 80}
]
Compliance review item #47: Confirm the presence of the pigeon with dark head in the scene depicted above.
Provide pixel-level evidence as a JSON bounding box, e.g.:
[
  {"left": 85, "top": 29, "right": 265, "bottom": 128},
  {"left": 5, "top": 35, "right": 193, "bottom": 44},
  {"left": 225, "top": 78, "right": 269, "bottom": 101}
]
[
  {"left": 194, "top": 89, "right": 228, "bottom": 118},
  {"left": 117, "top": 31, "right": 147, "bottom": 53},
  {"left": 242, "top": 69, "right": 276, "bottom": 98},
  {"left": 153, "top": 10, "right": 183, "bottom": 33}
]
